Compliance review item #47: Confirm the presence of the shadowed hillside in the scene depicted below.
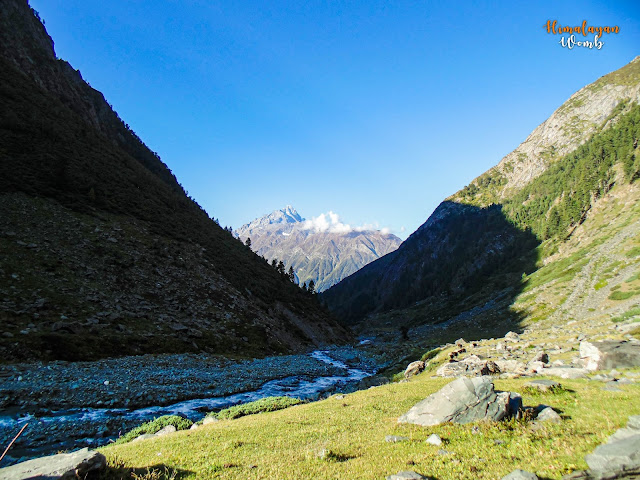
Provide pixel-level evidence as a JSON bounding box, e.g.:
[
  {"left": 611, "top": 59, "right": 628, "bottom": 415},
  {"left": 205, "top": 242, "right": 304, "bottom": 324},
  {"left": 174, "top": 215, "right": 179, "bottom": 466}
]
[
  {"left": 323, "top": 59, "right": 640, "bottom": 340},
  {"left": 0, "top": 0, "right": 349, "bottom": 361}
]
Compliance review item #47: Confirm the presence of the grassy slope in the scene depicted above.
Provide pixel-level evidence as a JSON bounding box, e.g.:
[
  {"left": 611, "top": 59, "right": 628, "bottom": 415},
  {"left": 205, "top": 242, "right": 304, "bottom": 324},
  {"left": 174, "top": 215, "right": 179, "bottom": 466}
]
[{"left": 100, "top": 370, "right": 640, "bottom": 480}]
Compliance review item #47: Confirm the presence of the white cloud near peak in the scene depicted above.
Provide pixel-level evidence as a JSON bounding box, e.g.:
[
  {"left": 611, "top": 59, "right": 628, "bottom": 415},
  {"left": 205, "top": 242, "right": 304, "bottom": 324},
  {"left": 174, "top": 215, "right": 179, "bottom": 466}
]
[{"left": 302, "top": 211, "right": 391, "bottom": 235}]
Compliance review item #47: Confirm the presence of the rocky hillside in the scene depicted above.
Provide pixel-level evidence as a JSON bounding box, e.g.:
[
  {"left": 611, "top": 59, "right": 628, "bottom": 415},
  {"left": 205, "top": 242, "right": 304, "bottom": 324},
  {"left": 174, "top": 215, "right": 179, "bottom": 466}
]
[
  {"left": 0, "top": 0, "right": 349, "bottom": 362},
  {"left": 236, "top": 206, "right": 401, "bottom": 292},
  {"left": 322, "top": 57, "right": 640, "bottom": 334}
]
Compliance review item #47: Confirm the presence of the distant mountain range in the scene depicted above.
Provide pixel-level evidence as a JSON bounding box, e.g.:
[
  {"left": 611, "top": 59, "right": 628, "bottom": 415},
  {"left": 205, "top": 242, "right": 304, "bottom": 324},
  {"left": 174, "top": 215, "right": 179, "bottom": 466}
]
[
  {"left": 0, "top": 0, "right": 348, "bottom": 362},
  {"left": 235, "top": 207, "right": 402, "bottom": 292},
  {"left": 323, "top": 57, "right": 640, "bottom": 339}
]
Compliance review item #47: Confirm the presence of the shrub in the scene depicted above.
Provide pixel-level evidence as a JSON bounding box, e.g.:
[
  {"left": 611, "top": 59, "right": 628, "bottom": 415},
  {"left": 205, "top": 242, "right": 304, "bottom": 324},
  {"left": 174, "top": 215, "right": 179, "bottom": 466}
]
[
  {"left": 609, "top": 290, "right": 640, "bottom": 301},
  {"left": 210, "top": 396, "right": 303, "bottom": 420},
  {"left": 420, "top": 347, "right": 442, "bottom": 362},
  {"left": 115, "top": 415, "right": 193, "bottom": 445}
]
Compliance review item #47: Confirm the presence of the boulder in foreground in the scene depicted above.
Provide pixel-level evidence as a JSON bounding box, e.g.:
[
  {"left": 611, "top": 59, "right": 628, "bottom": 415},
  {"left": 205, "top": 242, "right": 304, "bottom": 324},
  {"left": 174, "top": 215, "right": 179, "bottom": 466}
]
[
  {"left": 398, "top": 376, "right": 521, "bottom": 427},
  {"left": 0, "top": 447, "right": 105, "bottom": 480}
]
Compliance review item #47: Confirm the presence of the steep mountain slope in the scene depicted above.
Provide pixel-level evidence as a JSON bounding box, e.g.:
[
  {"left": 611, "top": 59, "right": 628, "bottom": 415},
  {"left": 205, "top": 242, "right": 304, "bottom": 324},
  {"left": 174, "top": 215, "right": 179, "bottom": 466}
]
[
  {"left": 322, "top": 57, "right": 640, "bottom": 334},
  {"left": 236, "top": 207, "right": 402, "bottom": 292},
  {"left": 0, "top": 0, "right": 348, "bottom": 362}
]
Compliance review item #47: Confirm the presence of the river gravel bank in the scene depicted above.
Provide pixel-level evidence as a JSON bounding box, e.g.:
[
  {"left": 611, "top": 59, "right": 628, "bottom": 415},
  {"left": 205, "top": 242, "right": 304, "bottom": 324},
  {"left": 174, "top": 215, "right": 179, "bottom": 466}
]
[{"left": 0, "top": 345, "right": 379, "bottom": 465}]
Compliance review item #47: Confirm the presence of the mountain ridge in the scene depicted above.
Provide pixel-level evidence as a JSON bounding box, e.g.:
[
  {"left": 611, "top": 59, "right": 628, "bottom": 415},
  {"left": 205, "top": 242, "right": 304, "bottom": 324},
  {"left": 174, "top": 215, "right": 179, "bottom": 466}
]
[
  {"left": 0, "top": 0, "right": 349, "bottom": 362},
  {"left": 236, "top": 207, "right": 402, "bottom": 292},
  {"left": 323, "top": 56, "right": 640, "bottom": 334}
]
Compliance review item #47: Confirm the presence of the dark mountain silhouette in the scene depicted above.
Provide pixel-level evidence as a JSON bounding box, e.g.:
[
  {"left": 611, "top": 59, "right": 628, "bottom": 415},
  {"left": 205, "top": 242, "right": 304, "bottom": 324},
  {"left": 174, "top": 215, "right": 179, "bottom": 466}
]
[{"left": 0, "top": 0, "right": 348, "bottom": 362}]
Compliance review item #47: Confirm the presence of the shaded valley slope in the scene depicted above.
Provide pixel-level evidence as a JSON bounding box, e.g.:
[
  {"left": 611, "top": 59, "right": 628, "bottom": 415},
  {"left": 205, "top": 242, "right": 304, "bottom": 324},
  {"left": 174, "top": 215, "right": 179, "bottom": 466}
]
[
  {"left": 0, "top": 0, "right": 349, "bottom": 362},
  {"left": 322, "top": 57, "right": 640, "bottom": 342}
]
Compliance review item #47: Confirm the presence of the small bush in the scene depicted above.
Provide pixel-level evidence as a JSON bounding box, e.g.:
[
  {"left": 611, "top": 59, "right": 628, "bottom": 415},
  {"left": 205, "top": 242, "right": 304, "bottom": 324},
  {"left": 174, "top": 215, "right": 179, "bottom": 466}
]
[
  {"left": 211, "top": 396, "right": 303, "bottom": 420},
  {"left": 611, "top": 306, "right": 640, "bottom": 323},
  {"left": 594, "top": 279, "right": 608, "bottom": 290},
  {"left": 115, "top": 415, "right": 193, "bottom": 445},
  {"left": 609, "top": 290, "right": 640, "bottom": 301},
  {"left": 420, "top": 347, "right": 441, "bottom": 362}
]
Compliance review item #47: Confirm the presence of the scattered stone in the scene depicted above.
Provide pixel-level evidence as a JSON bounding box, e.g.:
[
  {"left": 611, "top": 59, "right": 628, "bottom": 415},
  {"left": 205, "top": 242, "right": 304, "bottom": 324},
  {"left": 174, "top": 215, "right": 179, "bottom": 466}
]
[
  {"left": 132, "top": 433, "right": 157, "bottom": 442},
  {"left": 531, "top": 351, "right": 549, "bottom": 364},
  {"left": 495, "top": 360, "right": 526, "bottom": 376},
  {"left": 437, "top": 356, "right": 500, "bottom": 377},
  {"left": 505, "top": 331, "right": 521, "bottom": 342},
  {"left": 580, "top": 340, "right": 640, "bottom": 371},
  {"left": 358, "top": 375, "right": 390, "bottom": 389},
  {"left": 536, "top": 407, "right": 562, "bottom": 423},
  {"left": 494, "top": 439, "right": 506, "bottom": 445},
  {"left": 398, "top": 376, "right": 519, "bottom": 427},
  {"left": 523, "top": 379, "right": 561, "bottom": 393},
  {"left": 202, "top": 416, "right": 218, "bottom": 425},
  {"left": 437, "top": 449, "right": 454, "bottom": 456},
  {"left": 2, "top": 332, "right": 13, "bottom": 338},
  {"left": 602, "top": 383, "right": 622, "bottom": 392},
  {"left": 155, "top": 425, "right": 176, "bottom": 436},
  {"left": 585, "top": 432, "right": 640, "bottom": 474},
  {"left": 386, "top": 471, "right": 428, "bottom": 480},
  {"left": 563, "top": 415, "right": 640, "bottom": 479},
  {"left": 501, "top": 469, "right": 539, "bottom": 480},
  {"left": 190, "top": 423, "right": 199, "bottom": 430},
  {"left": 542, "top": 366, "right": 588, "bottom": 379},
  {"left": 385, "top": 435, "right": 409, "bottom": 443},
  {"left": 425, "top": 434, "right": 442, "bottom": 446},
  {"left": 404, "top": 361, "right": 425, "bottom": 379},
  {"left": 0, "top": 447, "right": 106, "bottom": 479},
  {"left": 455, "top": 338, "right": 466, "bottom": 347}
]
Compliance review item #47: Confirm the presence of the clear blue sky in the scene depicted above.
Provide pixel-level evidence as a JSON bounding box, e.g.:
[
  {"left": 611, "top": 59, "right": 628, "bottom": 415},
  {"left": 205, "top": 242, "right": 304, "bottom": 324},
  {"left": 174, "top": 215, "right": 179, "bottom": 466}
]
[{"left": 30, "top": 0, "right": 640, "bottom": 239}]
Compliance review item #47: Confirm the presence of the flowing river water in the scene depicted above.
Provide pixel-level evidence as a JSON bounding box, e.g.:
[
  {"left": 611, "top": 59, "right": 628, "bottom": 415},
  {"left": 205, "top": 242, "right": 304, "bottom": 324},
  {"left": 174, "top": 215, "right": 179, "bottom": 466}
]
[{"left": 0, "top": 349, "right": 375, "bottom": 465}]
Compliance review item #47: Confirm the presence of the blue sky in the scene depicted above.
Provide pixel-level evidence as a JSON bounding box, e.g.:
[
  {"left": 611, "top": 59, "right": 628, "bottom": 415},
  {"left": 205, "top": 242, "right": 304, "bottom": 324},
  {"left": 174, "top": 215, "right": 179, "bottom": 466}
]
[{"left": 30, "top": 1, "right": 640, "bottom": 239}]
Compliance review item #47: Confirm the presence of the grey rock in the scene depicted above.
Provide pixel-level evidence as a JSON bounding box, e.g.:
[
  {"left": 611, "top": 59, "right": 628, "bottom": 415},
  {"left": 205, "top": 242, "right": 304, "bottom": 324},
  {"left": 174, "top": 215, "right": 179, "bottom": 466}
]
[
  {"left": 386, "top": 471, "right": 428, "bottom": 480},
  {"left": 495, "top": 359, "right": 526, "bottom": 375},
  {"left": 580, "top": 340, "right": 640, "bottom": 371},
  {"left": 404, "top": 360, "right": 426, "bottom": 378},
  {"left": 437, "top": 355, "right": 500, "bottom": 377},
  {"left": 585, "top": 433, "right": 640, "bottom": 474},
  {"left": 437, "top": 449, "right": 455, "bottom": 456},
  {"left": 0, "top": 447, "right": 105, "bottom": 479},
  {"left": 385, "top": 435, "right": 409, "bottom": 443},
  {"left": 628, "top": 415, "right": 640, "bottom": 430},
  {"left": 155, "top": 424, "right": 176, "bottom": 436},
  {"left": 501, "top": 469, "right": 539, "bottom": 480},
  {"left": 602, "top": 383, "right": 622, "bottom": 392},
  {"left": 542, "top": 366, "right": 588, "bottom": 379},
  {"left": 398, "top": 376, "right": 517, "bottom": 427},
  {"left": 203, "top": 416, "right": 219, "bottom": 425},
  {"left": 531, "top": 351, "right": 549, "bottom": 364},
  {"left": 132, "top": 433, "right": 157, "bottom": 442},
  {"left": 536, "top": 407, "right": 562, "bottom": 423},
  {"left": 426, "top": 433, "right": 442, "bottom": 445},
  {"left": 505, "top": 331, "right": 521, "bottom": 342},
  {"left": 524, "top": 379, "right": 561, "bottom": 392}
]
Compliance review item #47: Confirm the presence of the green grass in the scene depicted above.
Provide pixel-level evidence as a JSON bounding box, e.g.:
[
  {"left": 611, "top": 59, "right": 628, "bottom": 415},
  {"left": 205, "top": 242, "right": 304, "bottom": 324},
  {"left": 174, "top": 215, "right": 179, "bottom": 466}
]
[
  {"left": 626, "top": 246, "right": 640, "bottom": 258},
  {"left": 594, "top": 279, "right": 608, "bottom": 290},
  {"left": 98, "top": 376, "right": 640, "bottom": 480},
  {"left": 611, "top": 306, "right": 640, "bottom": 323},
  {"left": 115, "top": 415, "right": 193, "bottom": 445},
  {"left": 210, "top": 396, "right": 304, "bottom": 420},
  {"left": 609, "top": 290, "right": 640, "bottom": 301}
]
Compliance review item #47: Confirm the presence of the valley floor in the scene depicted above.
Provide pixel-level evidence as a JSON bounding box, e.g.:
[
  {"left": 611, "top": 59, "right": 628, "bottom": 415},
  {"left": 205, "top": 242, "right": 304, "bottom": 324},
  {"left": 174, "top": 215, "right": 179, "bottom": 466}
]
[{"left": 0, "top": 346, "right": 379, "bottom": 464}]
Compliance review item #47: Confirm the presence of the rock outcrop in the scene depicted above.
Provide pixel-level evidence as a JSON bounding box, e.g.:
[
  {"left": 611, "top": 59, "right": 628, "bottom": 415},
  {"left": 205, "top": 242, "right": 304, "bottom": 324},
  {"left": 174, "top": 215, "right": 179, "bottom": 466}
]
[
  {"left": 580, "top": 341, "right": 640, "bottom": 371},
  {"left": 398, "top": 376, "right": 521, "bottom": 427},
  {"left": 0, "top": 448, "right": 105, "bottom": 480}
]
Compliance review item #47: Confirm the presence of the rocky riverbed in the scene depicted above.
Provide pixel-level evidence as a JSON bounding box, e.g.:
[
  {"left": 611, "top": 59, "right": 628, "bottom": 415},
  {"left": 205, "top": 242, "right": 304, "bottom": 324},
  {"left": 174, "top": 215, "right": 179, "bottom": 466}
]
[{"left": 0, "top": 345, "right": 379, "bottom": 465}]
